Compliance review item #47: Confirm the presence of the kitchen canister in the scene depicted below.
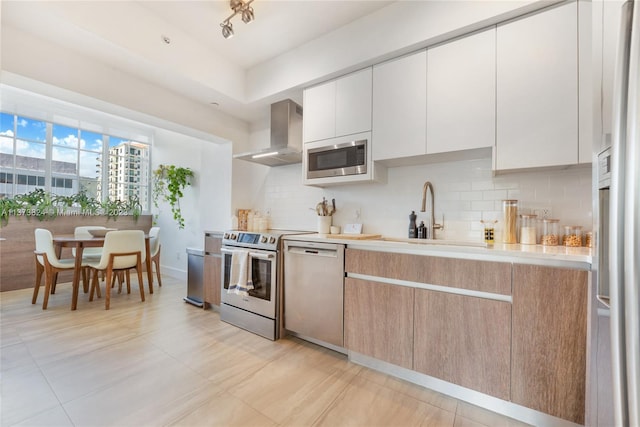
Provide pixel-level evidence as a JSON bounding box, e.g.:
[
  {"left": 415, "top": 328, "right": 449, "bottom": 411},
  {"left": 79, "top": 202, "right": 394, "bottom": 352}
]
[
  {"left": 563, "top": 225, "right": 583, "bottom": 247},
  {"left": 502, "top": 200, "right": 518, "bottom": 244},
  {"left": 480, "top": 219, "right": 497, "bottom": 245},
  {"left": 541, "top": 219, "right": 560, "bottom": 246},
  {"left": 519, "top": 214, "right": 538, "bottom": 245}
]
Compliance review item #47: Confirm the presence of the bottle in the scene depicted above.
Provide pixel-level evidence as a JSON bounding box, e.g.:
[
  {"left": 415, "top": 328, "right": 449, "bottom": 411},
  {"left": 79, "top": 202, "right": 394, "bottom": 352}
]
[
  {"left": 502, "top": 200, "right": 518, "bottom": 244},
  {"left": 408, "top": 211, "right": 417, "bottom": 238},
  {"left": 417, "top": 221, "right": 426, "bottom": 239}
]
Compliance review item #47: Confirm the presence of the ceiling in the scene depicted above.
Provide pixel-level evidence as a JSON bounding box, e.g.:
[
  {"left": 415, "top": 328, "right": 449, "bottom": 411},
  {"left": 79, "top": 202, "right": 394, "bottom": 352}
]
[
  {"left": 139, "top": 0, "right": 394, "bottom": 69},
  {"left": 1, "top": 0, "right": 395, "bottom": 123}
]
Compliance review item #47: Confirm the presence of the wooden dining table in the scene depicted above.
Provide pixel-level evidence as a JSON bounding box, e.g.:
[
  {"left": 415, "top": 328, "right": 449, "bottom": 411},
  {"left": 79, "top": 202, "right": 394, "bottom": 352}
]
[{"left": 53, "top": 233, "right": 153, "bottom": 310}]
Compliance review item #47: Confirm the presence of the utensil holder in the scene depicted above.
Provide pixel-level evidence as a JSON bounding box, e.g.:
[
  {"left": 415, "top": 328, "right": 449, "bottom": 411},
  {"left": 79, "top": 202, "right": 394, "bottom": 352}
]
[{"left": 317, "top": 216, "right": 331, "bottom": 234}]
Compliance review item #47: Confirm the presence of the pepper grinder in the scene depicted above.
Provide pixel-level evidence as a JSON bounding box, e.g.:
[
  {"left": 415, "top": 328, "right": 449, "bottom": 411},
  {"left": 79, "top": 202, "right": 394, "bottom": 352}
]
[{"left": 408, "top": 211, "right": 417, "bottom": 238}]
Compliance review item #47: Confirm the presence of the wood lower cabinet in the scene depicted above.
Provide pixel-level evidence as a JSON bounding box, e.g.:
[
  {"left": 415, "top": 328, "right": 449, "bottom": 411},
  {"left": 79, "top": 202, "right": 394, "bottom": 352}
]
[
  {"left": 203, "top": 232, "right": 222, "bottom": 307},
  {"left": 344, "top": 277, "right": 414, "bottom": 369},
  {"left": 511, "top": 264, "right": 588, "bottom": 424},
  {"left": 414, "top": 289, "right": 511, "bottom": 400},
  {"left": 345, "top": 249, "right": 511, "bottom": 295},
  {"left": 344, "top": 248, "right": 589, "bottom": 423}
]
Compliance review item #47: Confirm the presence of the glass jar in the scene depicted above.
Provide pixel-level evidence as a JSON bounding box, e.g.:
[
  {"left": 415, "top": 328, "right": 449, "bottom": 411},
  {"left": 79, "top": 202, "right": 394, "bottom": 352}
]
[
  {"left": 502, "top": 200, "right": 518, "bottom": 244},
  {"left": 541, "top": 219, "right": 560, "bottom": 246},
  {"left": 585, "top": 231, "right": 593, "bottom": 248},
  {"left": 480, "top": 219, "right": 498, "bottom": 245},
  {"left": 519, "top": 214, "right": 538, "bottom": 245},
  {"left": 563, "top": 225, "right": 583, "bottom": 247}
]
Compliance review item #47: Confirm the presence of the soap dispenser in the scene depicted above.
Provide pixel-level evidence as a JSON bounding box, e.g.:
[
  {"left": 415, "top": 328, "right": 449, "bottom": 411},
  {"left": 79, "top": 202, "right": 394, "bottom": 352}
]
[
  {"left": 409, "top": 211, "right": 417, "bottom": 238},
  {"left": 417, "top": 221, "right": 426, "bottom": 239}
]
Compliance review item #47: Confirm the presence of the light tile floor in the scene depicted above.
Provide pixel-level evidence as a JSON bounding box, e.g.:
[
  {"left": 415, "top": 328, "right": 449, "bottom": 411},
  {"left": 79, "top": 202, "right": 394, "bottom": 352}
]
[{"left": 1, "top": 275, "right": 530, "bottom": 427}]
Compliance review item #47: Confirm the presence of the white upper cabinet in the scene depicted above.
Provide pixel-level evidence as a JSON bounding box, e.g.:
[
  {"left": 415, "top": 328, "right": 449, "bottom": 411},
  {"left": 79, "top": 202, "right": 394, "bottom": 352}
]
[
  {"left": 593, "top": 0, "right": 625, "bottom": 153},
  {"left": 372, "top": 50, "right": 427, "bottom": 161},
  {"left": 303, "top": 81, "right": 335, "bottom": 143},
  {"left": 496, "top": 2, "right": 578, "bottom": 170},
  {"left": 336, "top": 69, "right": 372, "bottom": 137},
  {"left": 426, "top": 28, "right": 496, "bottom": 155},
  {"left": 303, "top": 68, "right": 372, "bottom": 143}
]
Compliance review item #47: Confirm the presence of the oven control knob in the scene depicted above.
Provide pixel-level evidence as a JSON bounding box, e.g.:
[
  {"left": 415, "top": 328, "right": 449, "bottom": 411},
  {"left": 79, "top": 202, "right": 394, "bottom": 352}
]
[
  {"left": 260, "top": 236, "right": 268, "bottom": 243},
  {"left": 269, "top": 236, "right": 276, "bottom": 244},
  {"left": 230, "top": 233, "right": 237, "bottom": 240},
  {"left": 223, "top": 232, "right": 229, "bottom": 239}
]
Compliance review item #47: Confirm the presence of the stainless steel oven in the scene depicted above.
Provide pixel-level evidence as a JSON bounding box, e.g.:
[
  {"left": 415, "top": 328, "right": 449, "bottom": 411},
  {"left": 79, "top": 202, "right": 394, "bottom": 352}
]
[{"left": 220, "top": 229, "right": 308, "bottom": 340}]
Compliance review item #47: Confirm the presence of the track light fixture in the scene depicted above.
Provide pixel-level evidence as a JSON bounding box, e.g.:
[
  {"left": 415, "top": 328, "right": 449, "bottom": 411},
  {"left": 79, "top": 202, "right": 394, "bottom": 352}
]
[
  {"left": 221, "top": 21, "right": 234, "bottom": 39},
  {"left": 220, "top": 0, "right": 255, "bottom": 39}
]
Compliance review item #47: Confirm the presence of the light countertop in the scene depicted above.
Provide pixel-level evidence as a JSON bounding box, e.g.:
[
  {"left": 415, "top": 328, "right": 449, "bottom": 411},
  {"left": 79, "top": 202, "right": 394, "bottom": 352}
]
[{"left": 284, "top": 233, "right": 592, "bottom": 270}]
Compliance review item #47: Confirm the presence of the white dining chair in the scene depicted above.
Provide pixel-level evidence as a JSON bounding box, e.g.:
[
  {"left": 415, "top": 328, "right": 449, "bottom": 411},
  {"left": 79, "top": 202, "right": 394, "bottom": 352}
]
[
  {"left": 86, "top": 230, "right": 146, "bottom": 310},
  {"left": 149, "top": 226, "right": 162, "bottom": 287},
  {"left": 73, "top": 226, "right": 106, "bottom": 259},
  {"left": 74, "top": 226, "right": 107, "bottom": 290},
  {"left": 32, "top": 228, "right": 81, "bottom": 309}
]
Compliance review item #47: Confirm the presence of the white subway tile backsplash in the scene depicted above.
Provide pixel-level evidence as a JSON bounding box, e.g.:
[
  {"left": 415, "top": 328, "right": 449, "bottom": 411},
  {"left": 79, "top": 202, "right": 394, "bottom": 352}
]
[
  {"left": 460, "top": 191, "right": 483, "bottom": 201},
  {"left": 472, "top": 200, "right": 496, "bottom": 211},
  {"left": 441, "top": 182, "right": 473, "bottom": 192},
  {"left": 250, "top": 158, "right": 592, "bottom": 240},
  {"left": 471, "top": 180, "right": 495, "bottom": 191},
  {"left": 483, "top": 190, "right": 508, "bottom": 200}
]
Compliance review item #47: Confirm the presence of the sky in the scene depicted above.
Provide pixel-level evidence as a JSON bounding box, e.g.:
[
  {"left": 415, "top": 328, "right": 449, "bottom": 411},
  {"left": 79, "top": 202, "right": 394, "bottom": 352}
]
[{"left": 1, "top": 113, "right": 103, "bottom": 177}]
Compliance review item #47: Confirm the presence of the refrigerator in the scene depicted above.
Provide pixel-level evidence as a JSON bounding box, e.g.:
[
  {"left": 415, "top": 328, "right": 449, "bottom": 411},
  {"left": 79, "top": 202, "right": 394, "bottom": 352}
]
[{"left": 603, "top": 1, "right": 640, "bottom": 425}]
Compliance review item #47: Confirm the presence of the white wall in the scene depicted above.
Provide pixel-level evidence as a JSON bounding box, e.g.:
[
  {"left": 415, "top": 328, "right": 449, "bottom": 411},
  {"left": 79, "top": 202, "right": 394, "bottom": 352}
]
[
  {"left": 152, "top": 128, "right": 232, "bottom": 279},
  {"left": 246, "top": 156, "right": 592, "bottom": 243}
]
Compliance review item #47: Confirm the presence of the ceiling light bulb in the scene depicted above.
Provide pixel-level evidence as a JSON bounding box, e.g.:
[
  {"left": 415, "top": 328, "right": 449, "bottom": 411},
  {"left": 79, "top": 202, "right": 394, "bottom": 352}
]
[
  {"left": 242, "top": 7, "right": 254, "bottom": 23},
  {"left": 221, "top": 21, "right": 234, "bottom": 39}
]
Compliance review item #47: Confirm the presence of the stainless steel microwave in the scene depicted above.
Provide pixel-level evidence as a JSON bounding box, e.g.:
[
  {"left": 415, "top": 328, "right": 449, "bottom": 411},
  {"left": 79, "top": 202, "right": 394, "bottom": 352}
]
[{"left": 304, "top": 137, "right": 367, "bottom": 179}]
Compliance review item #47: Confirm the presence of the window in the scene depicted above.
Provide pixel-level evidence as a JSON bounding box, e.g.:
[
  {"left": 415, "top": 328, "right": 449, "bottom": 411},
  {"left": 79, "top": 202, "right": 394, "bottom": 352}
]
[
  {"left": 0, "top": 112, "right": 151, "bottom": 211},
  {"left": 52, "top": 123, "right": 79, "bottom": 197}
]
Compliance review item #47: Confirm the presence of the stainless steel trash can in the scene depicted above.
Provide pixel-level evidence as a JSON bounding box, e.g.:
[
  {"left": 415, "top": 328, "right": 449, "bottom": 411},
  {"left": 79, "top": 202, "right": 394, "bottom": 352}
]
[{"left": 185, "top": 248, "right": 204, "bottom": 307}]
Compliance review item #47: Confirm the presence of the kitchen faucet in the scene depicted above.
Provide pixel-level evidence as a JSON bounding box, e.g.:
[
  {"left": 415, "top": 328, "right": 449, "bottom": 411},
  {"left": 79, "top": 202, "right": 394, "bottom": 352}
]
[{"left": 420, "top": 181, "right": 443, "bottom": 239}]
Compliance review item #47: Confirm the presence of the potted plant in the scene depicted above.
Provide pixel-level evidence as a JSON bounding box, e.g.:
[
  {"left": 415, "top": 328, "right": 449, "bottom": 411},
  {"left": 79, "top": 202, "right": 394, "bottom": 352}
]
[
  {"left": 0, "top": 189, "right": 143, "bottom": 226},
  {"left": 153, "top": 164, "right": 194, "bottom": 229}
]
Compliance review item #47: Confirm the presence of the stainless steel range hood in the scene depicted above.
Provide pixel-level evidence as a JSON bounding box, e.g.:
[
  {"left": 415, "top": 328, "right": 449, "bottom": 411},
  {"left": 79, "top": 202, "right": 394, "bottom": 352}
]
[{"left": 234, "top": 99, "right": 303, "bottom": 167}]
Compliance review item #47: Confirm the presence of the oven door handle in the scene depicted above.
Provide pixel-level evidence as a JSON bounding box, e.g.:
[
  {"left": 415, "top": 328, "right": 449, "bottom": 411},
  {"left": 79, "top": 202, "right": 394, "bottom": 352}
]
[
  {"left": 221, "top": 247, "right": 274, "bottom": 260},
  {"left": 248, "top": 252, "right": 274, "bottom": 260}
]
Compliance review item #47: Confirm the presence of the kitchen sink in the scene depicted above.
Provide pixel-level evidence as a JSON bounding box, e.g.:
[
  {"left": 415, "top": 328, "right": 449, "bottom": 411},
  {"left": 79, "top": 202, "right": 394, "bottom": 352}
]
[{"left": 380, "top": 237, "right": 487, "bottom": 248}]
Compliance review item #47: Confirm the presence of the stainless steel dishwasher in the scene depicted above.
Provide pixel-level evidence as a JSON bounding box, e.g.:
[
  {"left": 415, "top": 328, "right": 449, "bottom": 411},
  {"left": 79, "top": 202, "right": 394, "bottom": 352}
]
[{"left": 283, "top": 240, "right": 345, "bottom": 351}]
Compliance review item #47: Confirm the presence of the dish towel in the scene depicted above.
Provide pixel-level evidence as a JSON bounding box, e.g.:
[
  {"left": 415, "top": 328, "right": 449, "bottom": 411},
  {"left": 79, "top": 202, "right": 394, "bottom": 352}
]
[{"left": 227, "top": 249, "right": 254, "bottom": 296}]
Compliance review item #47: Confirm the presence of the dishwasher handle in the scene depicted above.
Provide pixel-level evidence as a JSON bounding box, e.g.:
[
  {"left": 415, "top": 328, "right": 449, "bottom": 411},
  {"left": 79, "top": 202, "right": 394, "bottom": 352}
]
[{"left": 285, "top": 241, "right": 342, "bottom": 258}]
